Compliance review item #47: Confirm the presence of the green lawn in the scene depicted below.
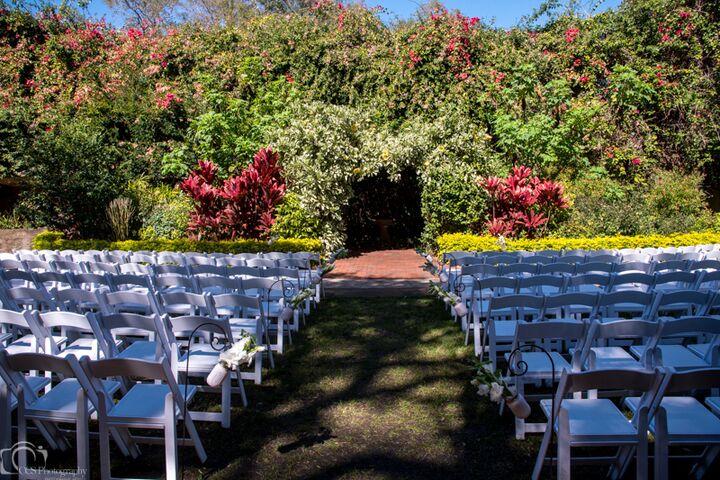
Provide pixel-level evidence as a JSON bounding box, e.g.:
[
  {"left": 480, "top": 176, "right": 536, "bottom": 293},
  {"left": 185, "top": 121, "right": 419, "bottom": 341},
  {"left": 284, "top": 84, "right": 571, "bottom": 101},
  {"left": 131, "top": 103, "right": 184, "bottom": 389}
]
[{"left": 38, "top": 297, "right": 718, "bottom": 478}]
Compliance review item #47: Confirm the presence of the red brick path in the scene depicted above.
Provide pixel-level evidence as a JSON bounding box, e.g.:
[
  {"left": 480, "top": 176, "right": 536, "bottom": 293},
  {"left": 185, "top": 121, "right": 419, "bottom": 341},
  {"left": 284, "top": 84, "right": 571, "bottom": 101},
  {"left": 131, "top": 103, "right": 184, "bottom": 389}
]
[{"left": 327, "top": 249, "right": 433, "bottom": 280}]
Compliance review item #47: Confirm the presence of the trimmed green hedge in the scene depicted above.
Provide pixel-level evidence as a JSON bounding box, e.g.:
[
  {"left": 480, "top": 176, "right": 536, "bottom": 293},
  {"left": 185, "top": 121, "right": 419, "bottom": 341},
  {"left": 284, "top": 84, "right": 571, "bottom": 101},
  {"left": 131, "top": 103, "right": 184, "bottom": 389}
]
[
  {"left": 33, "top": 231, "right": 323, "bottom": 254},
  {"left": 436, "top": 232, "right": 720, "bottom": 254}
]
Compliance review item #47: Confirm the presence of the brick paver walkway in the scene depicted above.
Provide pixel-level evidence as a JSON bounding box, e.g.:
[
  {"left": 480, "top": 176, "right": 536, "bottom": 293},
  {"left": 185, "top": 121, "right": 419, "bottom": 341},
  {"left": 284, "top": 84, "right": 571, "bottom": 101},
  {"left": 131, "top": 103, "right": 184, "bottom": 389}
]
[{"left": 325, "top": 249, "right": 433, "bottom": 296}]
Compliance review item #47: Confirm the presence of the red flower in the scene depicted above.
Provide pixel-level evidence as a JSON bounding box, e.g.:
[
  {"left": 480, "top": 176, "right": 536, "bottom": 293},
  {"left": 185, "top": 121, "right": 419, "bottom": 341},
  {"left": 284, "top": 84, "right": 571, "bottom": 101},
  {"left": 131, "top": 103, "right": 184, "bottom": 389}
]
[
  {"left": 564, "top": 28, "right": 579, "bottom": 43},
  {"left": 631, "top": 157, "right": 642, "bottom": 165},
  {"left": 285, "top": 73, "right": 295, "bottom": 83}
]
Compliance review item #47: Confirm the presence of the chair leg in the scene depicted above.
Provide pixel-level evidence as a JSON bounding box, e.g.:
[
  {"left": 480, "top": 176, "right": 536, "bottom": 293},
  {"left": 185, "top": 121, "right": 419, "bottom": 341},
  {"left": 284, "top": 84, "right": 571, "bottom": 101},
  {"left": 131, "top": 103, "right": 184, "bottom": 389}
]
[
  {"left": 221, "top": 374, "right": 231, "bottom": 428},
  {"left": 235, "top": 370, "right": 248, "bottom": 407},
  {"left": 531, "top": 420, "right": 554, "bottom": 480},
  {"left": 557, "top": 409, "right": 571, "bottom": 480},
  {"left": 76, "top": 389, "right": 89, "bottom": 478},
  {"left": 0, "top": 384, "right": 9, "bottom": 480},
  {"left": 690, "top": 445, "right": 720, "bottom": 480},
  {"left": 16, "top": 388, "right": 26, "bottom": 476},
  {"left": 164, "top": 394, "right": 178, "bottom": 479},
  {"left": 181, "top": 413, "right": 207, "bottom": 464},
  {"left": 97, "top": 394, "right": 112, "bottom": 480},
  {"left": 473, "top": 314, "right": 481, "bottom": 357}
]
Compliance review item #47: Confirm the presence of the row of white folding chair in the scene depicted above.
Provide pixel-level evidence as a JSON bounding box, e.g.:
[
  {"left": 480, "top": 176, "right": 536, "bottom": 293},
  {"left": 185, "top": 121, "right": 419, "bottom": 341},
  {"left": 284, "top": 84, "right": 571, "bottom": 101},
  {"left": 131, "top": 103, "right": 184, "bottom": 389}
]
[
  {"left": 0, "top": 282, "right": 283, "bottom": 361},
  {"left": 508, "top": 317, "right": 720, "bottom": 441},
  {"left": 477, "top": 290, "right": 718, "bottom": 364},
  {"left": 0, "top": 274, "right": 298, "bottom": 355},
  {"left": 527, "top": 367, "right": 720, "bottom": 479},
  {"left": 6, "top": 248, "right": 320, "bottom": 266},
  {"left": 0, "top": 306, "right": 258, "bottom": 423},
  {"left": 442, "top": 244, "right": 720, "bottom": 263},
  {"left": 1, "top": 265, "right": 309, "bottom": 296},
  {"left": 0, "top": 350, "right": 207, "bottom": 479}
]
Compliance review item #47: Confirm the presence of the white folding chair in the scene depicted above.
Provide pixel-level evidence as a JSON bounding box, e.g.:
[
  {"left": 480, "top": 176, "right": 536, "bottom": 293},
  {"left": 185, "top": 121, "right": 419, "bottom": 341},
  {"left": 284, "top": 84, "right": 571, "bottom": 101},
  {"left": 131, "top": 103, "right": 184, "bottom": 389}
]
[
  {"left": 82, "top": 357, "right": 207, "bottom": 479},
  {"left": 532, "top": 368, "right": 663, "bottom": 480}
]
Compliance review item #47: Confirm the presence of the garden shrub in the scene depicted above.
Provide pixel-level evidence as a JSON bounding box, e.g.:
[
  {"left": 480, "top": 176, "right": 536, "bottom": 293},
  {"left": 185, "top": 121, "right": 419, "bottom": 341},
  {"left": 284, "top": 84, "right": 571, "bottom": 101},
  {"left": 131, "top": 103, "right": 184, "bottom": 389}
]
[
  {"left": 436, "top": 232, "right": 720, "bottom": 255},
  {"left": 32, "top": 230, "right": 322, "bottom": 254},
  {"left": 15, "top": 120, "right": 129, "bottom": 238},
  {"left": 271, "top": 193, "right": 321, "bottom": 240},
  {"left": 126, "top": 179, "right": 191, "bottom": 240},
  {"left": 180, "top": 147, "right": 285, "bottom": 240}
]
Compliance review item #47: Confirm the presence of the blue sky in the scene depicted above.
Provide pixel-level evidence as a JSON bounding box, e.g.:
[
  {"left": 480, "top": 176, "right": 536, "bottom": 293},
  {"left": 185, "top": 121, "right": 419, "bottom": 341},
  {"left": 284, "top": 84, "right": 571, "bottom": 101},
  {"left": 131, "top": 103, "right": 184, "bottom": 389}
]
[{"left": 82, "top": 0, "right": 623, "bottom": 27}]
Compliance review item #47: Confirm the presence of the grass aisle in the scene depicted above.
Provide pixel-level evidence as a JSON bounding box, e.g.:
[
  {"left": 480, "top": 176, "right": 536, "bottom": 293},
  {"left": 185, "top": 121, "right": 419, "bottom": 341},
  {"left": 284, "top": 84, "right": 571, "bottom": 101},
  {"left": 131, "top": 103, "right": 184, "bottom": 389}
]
[{"left": 201, "top": 297, "right": 540, "bottom": 479}]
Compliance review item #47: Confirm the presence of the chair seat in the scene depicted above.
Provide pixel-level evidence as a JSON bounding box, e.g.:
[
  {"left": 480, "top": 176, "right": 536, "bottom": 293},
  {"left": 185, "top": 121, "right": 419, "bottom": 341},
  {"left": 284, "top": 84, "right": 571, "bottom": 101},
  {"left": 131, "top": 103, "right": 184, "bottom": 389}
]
[
  {"left": 705, "top": 397, "right": 720, "bottom": 416},
  {"left": 687, "top": 343, "right": 710, "bottom": 358},
  {"left": 630, "top": 344, "right": 709, "bottom": 369},
  {"left": 108, "top": 384, "right": 197, "bottom": 422},
  {"left": 178, "top": 345, "right": 222, "bottom": 372},
  {"left": 117, "top": 341, "right": 161, "bottom": 362},
  {"left": 539, "top": 398, "right": 637, "bottom": 439},
  {"left": 5, "top": 376, "right": 52, "bottom": 410},
  {"left": 29, "top": 379, "right": 120, "bottom": 417},
  {"left": 626, "top": 396, "right": 720, "bottom": 439},
  {"left": 587, "top": 346, "right": 645, "bottom": 370},
  {"left": 503, "top": 351, "right": 571, "bottom": 377}
]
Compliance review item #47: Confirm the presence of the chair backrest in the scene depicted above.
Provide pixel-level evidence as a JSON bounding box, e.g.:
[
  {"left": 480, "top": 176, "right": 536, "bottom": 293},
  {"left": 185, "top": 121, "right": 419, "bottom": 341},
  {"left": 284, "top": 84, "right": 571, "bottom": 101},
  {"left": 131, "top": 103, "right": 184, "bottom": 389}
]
[
  {"left": 156, "top": 252, "right": 186, "bottom": 265},
  {"left": 696, "top": 270, "right": 720, "bottom": 291},
  {"left": 152, "top": 264, "right": 189, "bottom": 277},
  {"left": 487, "top": 294, "right": 545, "bottom": 320},
  {"left": 23, "top": 259, "right": 53, "bottom": 273},
  {"left": 652, "top": 252, "right": 677, "bottom": 263},
  {"left": 69, "top": 272, "right": 112, "bottom": 291},
  {"left": 0, "top": 258, "right": 23, "bottom": 271},
  {"left": 652, "top": 271, "right": 697, "bottom": 290},
  {"left": 567, "top": 273, "right": 611, "bottom": 293},
  {"left": 208, "top": 292, "right": 264, "bottom": 319},
  {"left": 0, "top": 269, "right": 37, "bottom": 288},
  {"left": 97, "top": 312, "right": 171, "bottom": 357},
  {"left": 188, "top": 264, "right": 227, "bottom": 277},
  {"left": 555, "top": 255, "right": 586, "bottom": 264},
  {"left": 597, "top": 290, "right": 654, "bottom": 319},
  {"left": 690, "top": 259, "right": 720, "bottom": 272},
  {"left": 227, "top": 265, "right": 264, "bottom": 278},
  {"left": 195, "top": 275, "right": 239, "bottom": 294},
  {"left": 660, "top": 367, "right": 720, "bottom": 395},
  {"left": 3, "top": 286, "right": 56, "bottom": 311},
  {"left": 82, "top": 357, "right": 188, "bottom": 416},
  {"left": 581, "top": 319, "right": 661, "bottom": 363},
  {"left": 128, "top": 252, "right": 156, "bottom": 264},
  {"left": 35, "top": 310, "right": 110, "bottom": 357},
  {"left": 499, "top": 263, "right": 538, "bottom": 277},
  {"left": 263, "top": 252, "right": 291, "bottom": 261},
  {"left": 576, "top": 262, "right": 614, "bottom": 274},
  {"left": 108, "top": 273, "right": 152, "bottom": 292},
  {"left": 50, "top": 260, "right": 84, "bottom": 273},
  {"left": 538, "top": 263, "right": 576, "bottom": 276},
  {"left": 34, "top": 271, "right": 73, "bottom": 290},
  {"left": 608, "top": 272, "right": 655, "bottom": 292},
  {"left": 158, "top": 291, "right": 212, "bottom": 317},
  {"left": 245, "top": 257, "right": 277, "bottom": 269},
  {"left": 652, "top": 260, "right": 687, "bottom": 273},
  {"left": 520, "top": 255, "right": 555, "bottom": 265},
  {"left": 457, "top": 256, "right": 484, "bottom": 267},
  {"left": 214, "top": 256, "right": 246, "bottom": 267},
  {"left": 100, "top": 290, "right": 161, "bottom": 315},
  {"left": 621, "top": 253, "right": 651, "bottom": 263},
  {"left": 650, "top": 290, "right": 713, "bottom": 317},
  {"left": 484, "top": 254, "right": 520, "bottom": 266},
  {"left": 277, "top": 258, "right": 310, "bottom": 269},
  {"left": 185, "top": 254, "right": 216, "bottom": 266},
  {"left": 614, "top": 261, "right": 652, "bottom": 274},
  {"left": 516, "top": 275, "right": 566, "bottom": 295},
  {"left": 54, "top": 288, "right": 103, "bottom": 313},
  {"left": 119, "top": 263, "right": 152, "bottom": 275},
  {"left": 442, "top": 251, "right": 475, "bottom": 265},
  {"left": 83, "top": 261, "right": 120, "bottom": 275},
  {"left": 154, "top": 275, "right": 195, "bottom": 293},
  {"left": 543, "top": 292, "right": 599, "bottom": 315},
  {"left": 460, "top": 264, "right": 499, "bottom": 279}
]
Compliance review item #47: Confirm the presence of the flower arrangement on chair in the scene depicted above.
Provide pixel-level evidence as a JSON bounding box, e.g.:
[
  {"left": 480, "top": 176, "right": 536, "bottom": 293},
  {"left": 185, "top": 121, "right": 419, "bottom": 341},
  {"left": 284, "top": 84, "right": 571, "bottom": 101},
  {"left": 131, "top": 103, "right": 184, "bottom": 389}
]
[
  {"left": 207, "top": 332, "right": 265, "bottom": 387},
  {"left": 472, "top": 360, "right": 531, "bottom": 419},
  {"left": 429, "top": 280, "right": 467, "bottom": 317}
]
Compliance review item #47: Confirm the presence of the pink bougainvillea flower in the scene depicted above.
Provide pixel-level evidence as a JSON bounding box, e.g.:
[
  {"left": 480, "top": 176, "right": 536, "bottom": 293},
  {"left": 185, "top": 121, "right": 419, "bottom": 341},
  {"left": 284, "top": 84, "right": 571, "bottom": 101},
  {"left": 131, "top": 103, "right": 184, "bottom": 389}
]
[
  {"left": 564, "top": 28, "right": 579, "bottom": 43},
  {"left": 631, "top": 157, "right": 642, "bottom": 165}
]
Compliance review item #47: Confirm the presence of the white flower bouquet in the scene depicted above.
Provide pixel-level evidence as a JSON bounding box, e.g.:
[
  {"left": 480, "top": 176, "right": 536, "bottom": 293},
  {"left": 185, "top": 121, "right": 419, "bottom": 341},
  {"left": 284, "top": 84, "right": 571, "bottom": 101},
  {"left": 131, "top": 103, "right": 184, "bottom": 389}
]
[
  {"left": 428, "top": 281, "right": 468, "bottom": 317},
  {"left": 207, "top": 332, "right": 265, "bottom": 387},
  {"left": 279, "top": 287, "right": 315, "bottom": 321},
  {"left": 471, "top": 360, "right": 530, "bottom": 419}
]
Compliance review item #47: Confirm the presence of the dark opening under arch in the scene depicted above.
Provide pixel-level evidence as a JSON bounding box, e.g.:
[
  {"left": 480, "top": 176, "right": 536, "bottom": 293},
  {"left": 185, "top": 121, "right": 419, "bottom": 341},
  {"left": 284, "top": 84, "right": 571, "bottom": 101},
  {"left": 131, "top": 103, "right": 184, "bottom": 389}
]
[{"left": 343, "top": 168, "right": 423, "bottom": 251}]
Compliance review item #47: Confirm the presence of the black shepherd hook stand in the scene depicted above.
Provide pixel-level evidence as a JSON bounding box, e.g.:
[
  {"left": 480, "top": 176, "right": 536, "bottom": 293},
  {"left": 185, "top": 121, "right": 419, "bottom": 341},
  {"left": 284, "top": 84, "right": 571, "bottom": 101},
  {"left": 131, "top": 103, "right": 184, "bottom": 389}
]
[
  {"left": 507, "top": 344, "right": 557, "bottom": 479},
  {"left": 180, "top": 321, "right": 232, "bottom": 478}
]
